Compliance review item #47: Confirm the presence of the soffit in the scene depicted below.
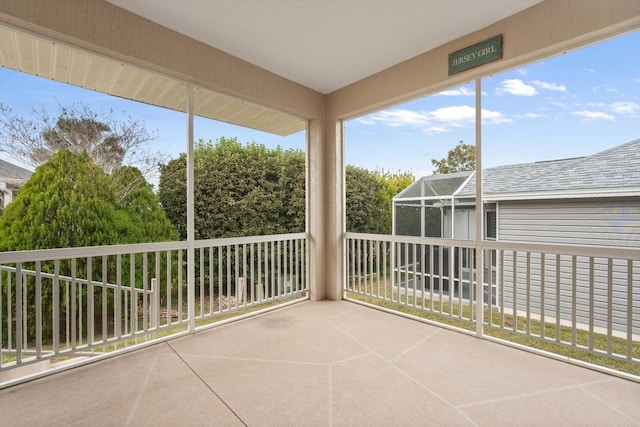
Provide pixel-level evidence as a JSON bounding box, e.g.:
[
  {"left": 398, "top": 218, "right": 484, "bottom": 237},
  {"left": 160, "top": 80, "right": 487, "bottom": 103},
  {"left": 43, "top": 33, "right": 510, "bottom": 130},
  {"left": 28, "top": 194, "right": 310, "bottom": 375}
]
[{"left": 0, "top": 25, "right": 306, "bottom": 136}]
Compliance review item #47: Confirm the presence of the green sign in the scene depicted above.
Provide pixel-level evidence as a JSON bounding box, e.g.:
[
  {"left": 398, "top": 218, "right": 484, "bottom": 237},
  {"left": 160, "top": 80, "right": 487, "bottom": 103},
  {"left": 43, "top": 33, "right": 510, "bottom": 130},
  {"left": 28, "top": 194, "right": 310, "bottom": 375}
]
[{"left": 449, "top": 35, "right": 502, "bottom": 75}]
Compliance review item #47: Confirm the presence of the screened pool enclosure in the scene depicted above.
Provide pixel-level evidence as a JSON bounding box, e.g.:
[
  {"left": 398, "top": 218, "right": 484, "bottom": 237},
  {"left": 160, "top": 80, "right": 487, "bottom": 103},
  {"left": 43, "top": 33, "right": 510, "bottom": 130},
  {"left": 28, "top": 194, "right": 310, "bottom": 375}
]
[{"left": 391, "top": 171, "right": 497, "bottom": 304}]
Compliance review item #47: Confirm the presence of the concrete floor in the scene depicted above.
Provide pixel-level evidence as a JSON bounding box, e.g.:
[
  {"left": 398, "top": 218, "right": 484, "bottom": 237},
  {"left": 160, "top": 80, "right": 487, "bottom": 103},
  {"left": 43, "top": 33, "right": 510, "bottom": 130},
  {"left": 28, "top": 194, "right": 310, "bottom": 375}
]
[{"left": 1, "top": 300, "right": 639, "bottom": 426}]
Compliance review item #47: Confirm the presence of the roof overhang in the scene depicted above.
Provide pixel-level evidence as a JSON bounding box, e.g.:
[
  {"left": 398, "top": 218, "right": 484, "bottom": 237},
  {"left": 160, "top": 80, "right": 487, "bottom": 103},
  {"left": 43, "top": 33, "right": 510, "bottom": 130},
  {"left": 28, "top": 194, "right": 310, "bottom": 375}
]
[{"left": 0, "top": 24, "right": 306, "bottom": 136}]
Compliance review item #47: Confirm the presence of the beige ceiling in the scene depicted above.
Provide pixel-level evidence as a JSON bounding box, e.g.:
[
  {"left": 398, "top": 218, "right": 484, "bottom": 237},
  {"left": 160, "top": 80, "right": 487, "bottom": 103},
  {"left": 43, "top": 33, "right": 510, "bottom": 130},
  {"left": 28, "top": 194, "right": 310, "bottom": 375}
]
[
  {"left": 0, "top": 1, "right": 542, "bottom": 136},
  {"left": 107, "top": 0, "right": 542, "bottom": 94}
]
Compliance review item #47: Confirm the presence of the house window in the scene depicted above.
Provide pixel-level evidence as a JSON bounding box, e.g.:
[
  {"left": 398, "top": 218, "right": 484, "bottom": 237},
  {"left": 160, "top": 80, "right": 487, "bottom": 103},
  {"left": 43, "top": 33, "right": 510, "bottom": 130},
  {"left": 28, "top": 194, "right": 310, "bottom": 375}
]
[{"left": 485, "top": 210, "right": 497, "bottom": 240}]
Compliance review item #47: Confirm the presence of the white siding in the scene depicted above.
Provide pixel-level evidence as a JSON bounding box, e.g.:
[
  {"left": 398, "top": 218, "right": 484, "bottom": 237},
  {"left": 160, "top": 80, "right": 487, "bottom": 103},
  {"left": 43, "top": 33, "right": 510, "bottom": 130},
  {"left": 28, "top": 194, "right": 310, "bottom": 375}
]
[{"left": 498, "top": 198, "right": 640, "bottom": 335}]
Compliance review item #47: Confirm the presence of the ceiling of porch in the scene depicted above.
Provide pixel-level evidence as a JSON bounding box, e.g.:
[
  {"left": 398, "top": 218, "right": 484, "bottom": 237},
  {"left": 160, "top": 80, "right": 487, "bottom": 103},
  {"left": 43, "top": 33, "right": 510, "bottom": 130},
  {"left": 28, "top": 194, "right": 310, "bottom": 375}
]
[
  {"left": 107, "top": 0, "right": 542, "bottom": 95},
  {"left": 0, "top": 1, "right": 542, "bottom": 136}
]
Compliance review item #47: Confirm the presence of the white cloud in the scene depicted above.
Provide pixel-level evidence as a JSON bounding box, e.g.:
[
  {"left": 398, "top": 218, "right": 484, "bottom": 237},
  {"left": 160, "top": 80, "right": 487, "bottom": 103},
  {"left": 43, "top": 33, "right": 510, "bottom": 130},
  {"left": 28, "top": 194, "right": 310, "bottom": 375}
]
[
  {"left": 610, "top": 101, "right": 639, "bottom": 115},
  {"left": 423, "top": 126, "right": 448, "bottom": 135},
  {"left": 427, "top": 105, "right": 510, "bottom": 126},
  {"left": 480, "top": 109, "right": 511, "bottom": 125},
  {"left": 357, "top": 117, "right": 376, "bottom": 125},
  {"left": 588, "top": 68, "right": 595, "bottom": 73},
  {"left": 357, "top": 105, "right": 509, "bottom": 133},
  {"left": 532, "top": 80, "right": 567, "bottom": 92},
  {"left": 573, "top": 110, "right": 615, "bottom": 120},
  {"left": 428, "top": 105, "right": 475, "bottom": 124},
  {"left": 361, "top": 109, "right": 429, "bottom": 127},
  {"left": 515, "top": 112, "right": 545, "bottom": 119},
  {"left": 437, "top": 87, "right": 475, "bottom": 96},
  {"left": 517, "top": 68, "right": 529, "bottom": 76},
  {"left": 496, "top": 79, "right": 537, "bottom": 96},
  {"left": 593, "top": 84, "right": 617, "bottom": 93},
  {"left": 585, "top": 101, "right": 639, "bottom": 116}
]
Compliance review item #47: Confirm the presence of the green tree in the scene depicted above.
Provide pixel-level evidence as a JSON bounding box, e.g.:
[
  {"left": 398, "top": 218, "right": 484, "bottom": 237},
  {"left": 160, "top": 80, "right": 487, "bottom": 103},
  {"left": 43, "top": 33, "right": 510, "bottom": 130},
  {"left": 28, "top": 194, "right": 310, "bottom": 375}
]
[
  {"left": 0, "top": 151, "right": 120, "bottom": 341},
  {"left": 158, "top": 137, "right": 305, "bottom": 239},
  {"left": 374, "top": 169, "right": 414, "bottom": 235},
  {"left": 156, "top": 155, "right": 187, "bottom": 238},
  {"left": 345, "top": 166, "right": 386, "bottom": 233},
  {"left": 0, "top": 152, "right": 176, "bottom": 250},
  {"left": 345, "top": 167, "right": 414, "bottom": 235},
  {"left": 112, "top": 165, "right": 178, "bottom": 243},
  {"left": 431, "top": 141, "right": 476, "bottom": 174},
  {"left": 0, "top": 103, "right": 164, "bottom": 197},
  {"left": 0, "top": 150, "right": 121, "bottom": 250},
  {"left": 0, "top": 151, "right": 178, "bottom": 343},
  {"left": 157, "top": 137, "right": 414, "bottom": 237}
]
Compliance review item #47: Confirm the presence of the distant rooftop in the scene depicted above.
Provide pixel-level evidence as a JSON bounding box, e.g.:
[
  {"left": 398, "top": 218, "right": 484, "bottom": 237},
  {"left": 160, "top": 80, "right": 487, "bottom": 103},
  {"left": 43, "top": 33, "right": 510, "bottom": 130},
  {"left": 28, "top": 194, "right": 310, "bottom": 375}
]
[
  {"left": 457, "top": 138, "right": 640, "bottom": 199},
  {"left": 396, "top": 139, "right": 640, "bottom": 203},
  {"left": 0, "top": 158, "right": 32, "bottom": 184}
]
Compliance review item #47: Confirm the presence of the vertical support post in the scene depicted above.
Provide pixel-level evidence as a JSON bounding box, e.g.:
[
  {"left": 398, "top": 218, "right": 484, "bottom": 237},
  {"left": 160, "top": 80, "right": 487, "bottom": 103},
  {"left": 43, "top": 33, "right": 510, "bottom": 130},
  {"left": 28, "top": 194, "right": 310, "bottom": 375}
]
[
  {"left": 390, "top": 175, "right": 397, "bottom": 291},
  {"left": 53, "top": 260, "right": 60, "bottom": 353},
  {"left": 87, "top": 257, "right": 94, "bottom": 345},
  {"left": 115, "top": 255, "right": 121, "bottom": 339},
  {"left": 154, "top": 251, "right": 160, "bottom": 331},
  {"left": 474, "top": 78, "right": 484, "bottom": 337},
  {"left": 35, "top": 260, "right": 42, "bottom": 359},
  {"left": 338, "top": 120, "right": 346, "bottom": 300},
  {"left": 15, "top": 263, "right": 22, "bottom": 364},
  {"left": 420, "top": 180, "right": 425, "bottom": 238},
  {"left": 450, "top": 196, "right": 456, "bottom": 305},
  {"left": 451, "top": 197, "right": 455, "bottom": 239},
  {"left": 186, "top": 85, "right": 196, "bottom": 331},
  {"left": 0, "top": 267, "right": 3, "bottom": 367},
  {"left": 151, "top": 278, "right": 158, "bottom": 338}
]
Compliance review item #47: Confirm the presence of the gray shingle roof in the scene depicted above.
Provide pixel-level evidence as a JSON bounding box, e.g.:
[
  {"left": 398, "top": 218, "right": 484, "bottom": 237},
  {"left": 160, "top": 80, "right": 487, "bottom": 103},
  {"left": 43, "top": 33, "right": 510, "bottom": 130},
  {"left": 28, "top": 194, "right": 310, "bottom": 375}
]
[
  {"left": 0, "top": 158, "right": 32, "bottom": 182},
  {"left": 458, "top": 139, "right": 640, "bottom": 197}
]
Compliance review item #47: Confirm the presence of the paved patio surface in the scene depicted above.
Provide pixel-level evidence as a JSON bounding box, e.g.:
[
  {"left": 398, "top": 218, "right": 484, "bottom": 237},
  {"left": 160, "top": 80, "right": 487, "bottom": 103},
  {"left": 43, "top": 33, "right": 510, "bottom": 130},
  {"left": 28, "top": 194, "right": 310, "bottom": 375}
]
[{"left": 1, "top": 300, "right": 639, "bottom": 426}]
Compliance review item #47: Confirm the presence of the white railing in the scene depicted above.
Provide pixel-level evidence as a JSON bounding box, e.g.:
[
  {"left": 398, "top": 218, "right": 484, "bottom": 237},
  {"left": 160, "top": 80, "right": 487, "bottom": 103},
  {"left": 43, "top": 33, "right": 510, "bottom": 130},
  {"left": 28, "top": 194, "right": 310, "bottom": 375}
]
[
  {"left": 344, "top": 232, "right": 639, "bottom": 368},
  {"left": 0, "top": 233, "right": 308, "bottom": 382}
]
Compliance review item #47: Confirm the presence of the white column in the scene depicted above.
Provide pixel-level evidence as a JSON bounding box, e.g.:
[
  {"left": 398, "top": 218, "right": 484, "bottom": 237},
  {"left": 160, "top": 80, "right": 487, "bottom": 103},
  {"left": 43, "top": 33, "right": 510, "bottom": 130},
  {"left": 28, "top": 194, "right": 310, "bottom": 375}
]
[
  {"left": 474, "top": 78, "right": 484, "bottom": 336},
  {"left": 420, "top": 181, "right": 425, "bottom": 238},
  {"left": 186, "top": 85, "right": 196, "bottom": 331}
]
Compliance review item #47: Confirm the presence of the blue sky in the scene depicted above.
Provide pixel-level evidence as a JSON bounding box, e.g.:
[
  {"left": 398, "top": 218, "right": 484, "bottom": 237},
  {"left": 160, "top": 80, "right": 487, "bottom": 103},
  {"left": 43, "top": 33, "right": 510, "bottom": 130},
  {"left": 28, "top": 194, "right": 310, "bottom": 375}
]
[
  {"left": 1, "top": 29, "right": 639, "bottom": 184},
  {"left": 347, "top": 29, "right": 640, "bottom": 177}
]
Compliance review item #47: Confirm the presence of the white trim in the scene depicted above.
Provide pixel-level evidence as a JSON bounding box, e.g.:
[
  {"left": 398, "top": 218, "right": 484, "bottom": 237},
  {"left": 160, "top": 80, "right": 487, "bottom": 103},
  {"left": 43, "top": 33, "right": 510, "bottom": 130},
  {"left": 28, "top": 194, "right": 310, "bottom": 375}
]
[
  {"left": 452, "top": 171, "right": 475, "bottom": 197},
  {"left": 474, "top": 78, "right": 484, "bottom": 336},
  {"left": 393, "top": 171, "right": 473, "bottom": 201},
  {"left": 482, "top": 239, "right": 640, "bottom": 260},
  {"left": 186, "top": 85, "right": 196, "bottom": 332},
  {"left": 481, "top": 186, "right": 640, "bottom": 202}
]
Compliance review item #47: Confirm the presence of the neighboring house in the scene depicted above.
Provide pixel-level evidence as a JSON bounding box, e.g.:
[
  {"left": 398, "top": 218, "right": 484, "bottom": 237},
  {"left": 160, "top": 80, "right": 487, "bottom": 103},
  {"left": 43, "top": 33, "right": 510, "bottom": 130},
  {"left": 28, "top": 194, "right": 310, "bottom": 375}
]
[
  {"left": 456, "top": 138, "right": 640, "bottom": 247},
  {"left": 0, "top": 158, "right": 32, "bottom": 212},
  {"left": 393, "top": 139, "right": 640, "bottom": 334}
]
